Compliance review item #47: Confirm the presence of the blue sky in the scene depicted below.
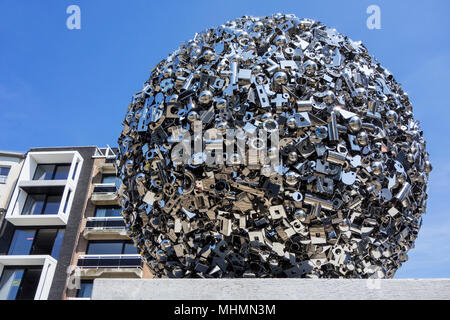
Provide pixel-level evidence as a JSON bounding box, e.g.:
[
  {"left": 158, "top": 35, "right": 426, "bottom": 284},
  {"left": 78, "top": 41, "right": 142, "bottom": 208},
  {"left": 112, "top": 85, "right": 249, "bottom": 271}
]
[{"left": 0, "top": 0, "right": 449, "bottom": 278}]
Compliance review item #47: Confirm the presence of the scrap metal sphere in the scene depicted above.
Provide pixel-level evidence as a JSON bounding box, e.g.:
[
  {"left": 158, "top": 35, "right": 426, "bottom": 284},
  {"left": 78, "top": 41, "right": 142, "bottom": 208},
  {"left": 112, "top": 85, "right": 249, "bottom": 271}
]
[{"left": 117, "top": 14, "right": 431, "bottom": 279}]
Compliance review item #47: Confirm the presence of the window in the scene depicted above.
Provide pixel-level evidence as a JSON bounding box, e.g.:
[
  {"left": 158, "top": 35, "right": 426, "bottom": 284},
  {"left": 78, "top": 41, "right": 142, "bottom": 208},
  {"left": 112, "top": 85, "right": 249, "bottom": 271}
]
[
  {"left": 22, "top": 194, "right": 45, "bottom": 215},
  {"left": 63, "top": 190, "right": 72, "bottom": 213},
  {"left": 22, "top": 194, "right": 62, "bottom": 215},
  {"left": 0, "top": 166, "right": 11, "bottom": 184},
  {"left": 33, "top": 164, "right": 71, "bottom": 181},
  {"left": 101, "top": 174, "right": 116, "bottom": 184},
  {"left": 87, "top": 241, "right": 135, "bottom": 255},
  {"left": 0, "top": 266, "right": 42, "bottom": 300},
  {"left": 94, "top": 206, "right": 121, "bottom": 217},
  {"left": 32, "top": 229, "right": 59, "bottom": 255},
  {"left": 7, "top": 230, "right": 35, "bottom": 255},
  {"left": 71, "top": 161, "right": 79, "bottom": 180},
  {"left": 76, "top": 281, "right": 93, "bottom": 298},
  {"left": 7, "top": 228, "right": 65, "bottom": 258},
  {"left": 43, "top": 195, "right": 62, "bottom": 214},
  {"left": 123, "top": 242, "right": 138, "bottom": 254},
  {"left": 54, "top": 165, "right": 70, "bottom": 180},
  {"left": 50, "top": 229, "right": 65, "bottom": 259}
]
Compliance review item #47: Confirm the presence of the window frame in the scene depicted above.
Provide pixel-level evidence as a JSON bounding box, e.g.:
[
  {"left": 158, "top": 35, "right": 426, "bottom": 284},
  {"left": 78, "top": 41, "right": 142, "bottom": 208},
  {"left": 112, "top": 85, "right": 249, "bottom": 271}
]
[
  {"left": 32, "top": 163, "right": 71, "bottom": 181},
  {"left": 7, "top": 227, "right": 65, "bottom": 258},
  {"left": 101, "top": 174, "right": 116, "bottom": 184},
  {"left": 0, "top": 166, "right": 11, "bottom": 184},
  {"left": 93, "top": 205, "right": 122, "bottom": 217},
  {"left": 86, "top": 240, "right": 135, "bottom": 255},
  {"left": 0, "top": 265, "right": 43, "bottom": 300},
  {"left": 22, "top": 193, "right": 63, "bottom": 215},
  {"left": 76, "top": 280, "right": 94, "bottom": 298}
]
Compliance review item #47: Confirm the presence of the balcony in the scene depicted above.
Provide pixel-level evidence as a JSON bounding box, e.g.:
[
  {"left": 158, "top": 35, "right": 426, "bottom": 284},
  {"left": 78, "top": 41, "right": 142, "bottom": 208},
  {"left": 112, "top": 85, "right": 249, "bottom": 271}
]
[
  {"left": 97, "top": 158, "right": 116, "bottom": 174},
  {"left": 83, "top": 217, "right": 128, "bottom": 240},
  {"left": 76, "top": 254, "right": 143, "bottom": 278},
  {"left": 6, "top": 151, "right": 83, "bottom": 226},
  {"left": 91, "top": 183, "right": 118, "bottom": 205}
]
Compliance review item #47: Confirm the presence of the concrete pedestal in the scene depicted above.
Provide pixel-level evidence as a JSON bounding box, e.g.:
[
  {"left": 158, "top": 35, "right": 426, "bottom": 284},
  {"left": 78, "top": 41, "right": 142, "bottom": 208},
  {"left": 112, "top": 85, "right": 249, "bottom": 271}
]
[{"left": 91, "top": 278, "right": 450, "bottom": 300}]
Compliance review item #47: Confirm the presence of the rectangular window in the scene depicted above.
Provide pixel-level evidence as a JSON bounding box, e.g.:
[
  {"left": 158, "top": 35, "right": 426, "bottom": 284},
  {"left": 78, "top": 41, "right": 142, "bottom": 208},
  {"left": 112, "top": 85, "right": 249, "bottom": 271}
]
[
  {"left": 8, "top": 230, "right": 36, "bottom": 255},
  {"left": 0, "top": 266, "right": 42, "bottom": 300},
  {"left": 94, "top": 206, "right": 121, "bottom": 217},
  {"left": 71, "top": 161, "right": 79, "bottom": 180},
  {"left": 33, "top": 164, "right": 71, "bottom": 181},
  {"left": 0, "top": 166, "right": 11, "bottom": 184},
  {"left": 87, "top": 240, "right": 134, "bottom": 255},
  {"left": 7, "top": 228, "right": 65, "bottom": 257},
  {"left": 101, "top": 174, "right": 116, "bottom": 184},
  {"left": 53, "top": 165, "right": 70, "bottom": 180},
  {"left": 63, "top": 190, "right": 72, "bottom": 213},
  {"left": 32, "top": 229, "right": 58, "bottom": 255},
  {"left": 22, "top": 194, "right": 46, "bottom": 215},
  {"left": 50, "top": 229, "right": 65, "bottom": 259},
  {"left": 42, "top": 195, "right": 62, "bottom": 214},
  {"left": 76, "top": 281, "right": 93, "bottom": 298},
  {"left": 33, "top": 165, "right": 54, "bottom": 180},
  {"left": 0, "top": 268, "right": 24, "bottom": 300},
  {"left": 22, "top": 194, "right": 62, "bottom": 215},
  {"left": 123, "top": 242, "right": 138, "bottom": 254}
]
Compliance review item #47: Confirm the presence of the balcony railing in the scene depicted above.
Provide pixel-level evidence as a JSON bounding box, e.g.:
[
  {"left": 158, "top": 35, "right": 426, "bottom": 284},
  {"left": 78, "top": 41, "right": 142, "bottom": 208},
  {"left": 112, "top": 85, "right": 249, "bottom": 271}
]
[
  {"left": 77, "top": 254, "right": 142, "bottom": 268},
  {"left": 85, "top": 217, "right": 125, "bottom": 230}
]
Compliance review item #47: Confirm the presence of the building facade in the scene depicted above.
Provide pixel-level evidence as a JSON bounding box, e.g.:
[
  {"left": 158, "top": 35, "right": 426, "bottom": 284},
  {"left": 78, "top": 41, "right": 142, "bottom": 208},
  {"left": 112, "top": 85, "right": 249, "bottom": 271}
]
[
  {"left": 63, "top": 146, "right": 151, "bottom": 300},
  {"left": 0, "top": 146, "right": 151, "bottom": 300},
  {"left": 0, "top": 151, "right": 25, "bottom": 214}
]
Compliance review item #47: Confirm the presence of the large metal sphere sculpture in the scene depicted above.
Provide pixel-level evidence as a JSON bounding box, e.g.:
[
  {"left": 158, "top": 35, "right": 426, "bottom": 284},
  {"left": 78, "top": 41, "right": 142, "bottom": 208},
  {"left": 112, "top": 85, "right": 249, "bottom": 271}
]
[{"left": 117, "top": 14, "right": 431, "bottom": 278}]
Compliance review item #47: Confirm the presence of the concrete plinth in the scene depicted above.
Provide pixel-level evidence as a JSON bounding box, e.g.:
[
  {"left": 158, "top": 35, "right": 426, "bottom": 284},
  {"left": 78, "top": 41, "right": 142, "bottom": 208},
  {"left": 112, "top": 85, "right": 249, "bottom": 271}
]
[{"left": 91, "top": 278, "right": 450, "bottom": 300}]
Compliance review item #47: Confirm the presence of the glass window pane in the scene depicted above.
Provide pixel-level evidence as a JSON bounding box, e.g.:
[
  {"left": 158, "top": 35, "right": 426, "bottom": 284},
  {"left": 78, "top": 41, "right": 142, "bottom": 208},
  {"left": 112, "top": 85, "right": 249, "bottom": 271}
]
[
  {"left": 77, "top": 281, "right": 93, "bottom": 298},
  {"left": 0, "top": 269, "right": 24, "bottom": 300},
  {"left": 51, "top": 229, "right": 65, "bottom": 259},
  {"left": 71, "top": 161, "right": 79, "bottom": 180},
  {"left": 123, "top": 242, "right": 138, "bottom": 254},
  {"left": 33, "top": 165, "right": 54, "bottom": 180},
  {"left": 22, "top": 195, "right": 45, "bottom": 215},
  {"left": 0, "top": 166, "right": 10, "bottom": 184},
  {"left": 0, "top": 166, "right": 11, "bottom": 176},
  {"left": 54, "top": 165, "right": 70, "bottom": 180},
  {"left": 15, "top": 267, "right": 42, "bottom": 300},
  {"left": 42, "top": 195, "right": 61, "bottom": 215},
  {"left": 94, "top": 206, "right": 121, "bottom": 217},
  {"left": 63, "top": 190, "right": 71, "bottom": 213},
  {"left": 94, "top": 207, "right": 106, "bottom": 217},
  {"left": 8, "top": 229, "right": 36, "bottom": 255},
  {"left": 101, "top": 175, "right": 116, "bottom": 184},
  {"left": 87, "top": 241, "right": 123, "bottom": 255},
  {"left": 32, "top": 229, "right": 58, "bottom": 255}
]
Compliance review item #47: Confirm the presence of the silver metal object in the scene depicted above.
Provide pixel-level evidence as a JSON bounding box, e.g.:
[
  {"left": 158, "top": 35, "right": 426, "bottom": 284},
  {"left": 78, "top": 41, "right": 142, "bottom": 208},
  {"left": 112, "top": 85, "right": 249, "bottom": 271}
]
[{"left": 117, "top": 14, "right": 431, "bottom": 279}]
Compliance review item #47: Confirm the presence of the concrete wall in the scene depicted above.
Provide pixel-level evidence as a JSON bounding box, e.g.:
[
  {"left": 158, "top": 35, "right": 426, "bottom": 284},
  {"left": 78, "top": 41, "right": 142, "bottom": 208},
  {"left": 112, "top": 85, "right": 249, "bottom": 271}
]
[{"left": 92, "top": 278, "right": 450, "bottom": 300}]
